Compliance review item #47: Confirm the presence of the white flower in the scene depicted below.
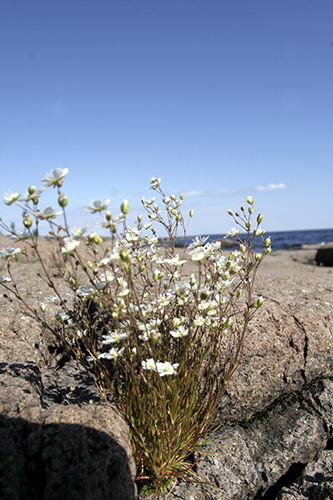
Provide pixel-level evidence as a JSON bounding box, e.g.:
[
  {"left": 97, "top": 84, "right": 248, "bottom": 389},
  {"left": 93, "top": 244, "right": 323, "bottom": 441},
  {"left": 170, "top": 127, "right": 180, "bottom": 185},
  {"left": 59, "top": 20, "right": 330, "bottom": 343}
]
[
  {"left": 155, "top": 361, "right": 179, "bottom": 377},
  {"left": 189, "top": 248, "right": 206, "bottom": 262},
  {"left": 22, "top": 188, "right": 45, "bottom": 202},
  {"left": 72, "top": 226, "right": 88, "bottom": 237},
  {"left": 45, "top": 296, "right": 62, "bottom": 303},
  {"left": 0, "top": 247, "right": 21, "bottom": 259},
  {"left": 99, "top": 347, "right": 124, "bottom": 361},
  {"left": 42, "top": 168, "right": 69, "bottom": 187},
  {"left": 225, "top": 228, "right": 240, "bottom": 237},
  {"left": 85, "top": 198, "right": 110, "bottom": 213},
  {"left": 36, "top": 206, "right": 62, "bottom": 220},
  {"left": 187, "top": 236, "right": 209, "bottom": 249},
  {"left": 150, "top": 177, "right": 161, "bottom": 188},
  {"left": 61, "top": 236, "right": 80, "bottom": 255},
  {"left": 163, "top": 254, "right": 187, "bottom": 266},
  {"left": 75, "top": 286, "right": 96, "bottom": 298},
  {"left": 102, "top": 330, "right": 129, "bottom": 344},
  {"left": 3, "top": 190, "right": 20, "bottom": 205},
  {"left": 194, "top": 316, "right": 211, "bottom": 327},
  {"left": 9, "top": 230, "right": 30, "bottom": 242},
  {"left": 142, "top": 358, "right": 157, "bottom": 371},
  {"left": 170, "top": 325, "right": 189, "bottom": 338},
  {"left": 0, "top": 275, "right": 11, "bottom": 283}
]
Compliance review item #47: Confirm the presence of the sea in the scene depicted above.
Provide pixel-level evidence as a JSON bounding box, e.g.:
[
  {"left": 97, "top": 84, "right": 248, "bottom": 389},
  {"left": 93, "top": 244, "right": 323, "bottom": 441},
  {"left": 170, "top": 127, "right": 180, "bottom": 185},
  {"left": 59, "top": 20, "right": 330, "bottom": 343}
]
[{"left": 180, "top": 228, "right": 333, "bottom": 252}]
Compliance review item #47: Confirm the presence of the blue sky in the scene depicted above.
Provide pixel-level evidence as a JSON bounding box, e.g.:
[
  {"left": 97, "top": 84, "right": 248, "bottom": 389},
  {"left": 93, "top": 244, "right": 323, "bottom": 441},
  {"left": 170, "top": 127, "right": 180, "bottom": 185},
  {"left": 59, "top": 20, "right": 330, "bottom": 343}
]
[{"left": 1, "top": 0, "right": 332, "bottom": 236}]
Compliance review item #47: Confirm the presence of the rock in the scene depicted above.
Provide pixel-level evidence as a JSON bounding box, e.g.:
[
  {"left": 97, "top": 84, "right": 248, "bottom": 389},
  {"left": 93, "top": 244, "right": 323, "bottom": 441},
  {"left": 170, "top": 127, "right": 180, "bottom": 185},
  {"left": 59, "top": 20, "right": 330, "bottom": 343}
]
[
  {"left": 139, "top": 273, "right": 333, "bottom": 500},
  {"left": 1, "top": 245, "right": 333, "bottom": 500},
  {"left": 277, "top": 449, "right": 333, "bottom": 499},
  {"left": 315, "top": 243, "right": 333, "bottom": 266},
  {"left": 0, "top": 282, "right": 136, "bottom": 500}
]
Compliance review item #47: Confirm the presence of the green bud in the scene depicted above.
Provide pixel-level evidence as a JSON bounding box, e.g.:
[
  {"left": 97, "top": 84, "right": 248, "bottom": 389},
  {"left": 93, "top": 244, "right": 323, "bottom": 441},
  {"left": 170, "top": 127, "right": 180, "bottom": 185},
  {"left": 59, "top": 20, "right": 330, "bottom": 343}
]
[
  {"left": 264, "top": 237, "right": 271, "bottom": 247},
  {"left": 58, "top": 194, "right": 68, "bottom": 207},
  {"left": 23, "top": 217, "right": 32, "bottom": 228},
  {"left": 257, "top": 213, "right": 264, "bottom": 224},
  {"left": 68, "top": 277, "right": 76, "bottom": 287},
  {"left": 121, "top": 199, "right": 129, "bottom": 214},
  {"left": 28, "top": 186, "right": 36, "bottom": 194},
  {"left": 88, "top": 232, "right": 103, "bottom": 245},
  {"left": 180, "top": 193, "right": 184, "bottom": 200},
  {"left": 240, "top": 244, "right": 246, "bottom": 253},
  {"left": 245, "top": 221, "right": 252, "bottom": 230},
  {"left": 248, "top": 206, "right": 254, "bottom": 214},
  {"left": 137, "top": 214, "right": 143, "bottom": 222},
  {"left": 254, "top": 296, "right": 264, "bottom": 308},
  {"left": 86, "top": 261, "right": 93, "bottom": 269},
  {"left": 255, "top": 253, "right": 262, "bottom": 261},
  {"left": 189, "top": 209, "right": 194, "bottom": 217},
  {"left": 105, "top": 211, "right": 112, "bottom": 221},
  {"left": 265, "top": 246, "right": 272, "bottom": 255},
  {"left": 227, "top": 209, "right": 233, "bottom": 216},
  {"left": 120, "top": 248, "right": 130, "bottom": 263}
]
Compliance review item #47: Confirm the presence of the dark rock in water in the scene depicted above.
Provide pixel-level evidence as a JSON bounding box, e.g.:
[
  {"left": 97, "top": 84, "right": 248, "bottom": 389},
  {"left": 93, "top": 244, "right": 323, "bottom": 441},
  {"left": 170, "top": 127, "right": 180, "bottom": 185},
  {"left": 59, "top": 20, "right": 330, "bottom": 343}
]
[{"left": 315, "top": 243, "right": 333, "bottom": 266}]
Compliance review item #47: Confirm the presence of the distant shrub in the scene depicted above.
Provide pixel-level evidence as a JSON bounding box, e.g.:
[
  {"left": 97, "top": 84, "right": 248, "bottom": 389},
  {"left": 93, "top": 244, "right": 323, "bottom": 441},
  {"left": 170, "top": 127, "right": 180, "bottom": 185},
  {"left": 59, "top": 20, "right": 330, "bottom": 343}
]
[{"left": 0, "top": 170, "right": 271, "bottom": 492}]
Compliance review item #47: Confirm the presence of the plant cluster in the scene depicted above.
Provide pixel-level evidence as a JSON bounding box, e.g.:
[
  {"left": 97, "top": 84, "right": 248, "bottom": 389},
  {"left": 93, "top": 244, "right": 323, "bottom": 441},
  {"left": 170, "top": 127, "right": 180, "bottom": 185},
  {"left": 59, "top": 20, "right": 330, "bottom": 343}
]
[{"left": 0, "top": 169, "right": 271, "bottom": 491}]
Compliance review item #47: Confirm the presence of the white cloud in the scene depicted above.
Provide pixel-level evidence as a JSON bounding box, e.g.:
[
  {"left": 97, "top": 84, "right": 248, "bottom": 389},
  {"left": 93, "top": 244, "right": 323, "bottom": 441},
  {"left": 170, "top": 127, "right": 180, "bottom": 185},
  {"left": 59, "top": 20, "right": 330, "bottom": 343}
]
[
  {"left": 256, "top": 183, "right": 286, "bottom": 192},
  {"left": 184, "top": 188, "right": 235, "bottom": 197}
]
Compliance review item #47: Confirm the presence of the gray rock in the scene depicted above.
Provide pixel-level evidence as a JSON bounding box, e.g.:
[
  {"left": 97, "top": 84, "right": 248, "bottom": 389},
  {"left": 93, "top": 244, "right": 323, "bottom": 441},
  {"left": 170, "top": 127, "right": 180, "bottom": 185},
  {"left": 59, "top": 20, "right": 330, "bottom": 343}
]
[
  {"left": 315, "top": 243, "right": 333, "bottom": 266},
  {"left": 0, "top": 287, "right": 136, "bottom": 500}
]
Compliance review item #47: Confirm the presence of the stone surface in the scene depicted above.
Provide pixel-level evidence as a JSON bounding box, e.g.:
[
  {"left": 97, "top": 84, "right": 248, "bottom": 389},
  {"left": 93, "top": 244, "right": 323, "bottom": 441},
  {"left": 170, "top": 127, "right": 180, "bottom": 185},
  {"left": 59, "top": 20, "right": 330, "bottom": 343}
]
[
  {"left": 315, "top": 243, "right": 333, "bottom": 266},
  {"left": 0, "top": 262, "right": 136, "bottom": 500},
  {"left": 1, "top": 238, "right": 333, "bottom": 499}
]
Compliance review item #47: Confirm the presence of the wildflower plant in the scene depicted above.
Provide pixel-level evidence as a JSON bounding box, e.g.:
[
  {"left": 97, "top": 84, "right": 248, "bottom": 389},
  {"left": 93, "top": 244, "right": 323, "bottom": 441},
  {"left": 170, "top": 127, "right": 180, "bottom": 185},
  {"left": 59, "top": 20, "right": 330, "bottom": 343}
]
[{"left": 0, "top": 170, "right": 270, "bottom": 491}]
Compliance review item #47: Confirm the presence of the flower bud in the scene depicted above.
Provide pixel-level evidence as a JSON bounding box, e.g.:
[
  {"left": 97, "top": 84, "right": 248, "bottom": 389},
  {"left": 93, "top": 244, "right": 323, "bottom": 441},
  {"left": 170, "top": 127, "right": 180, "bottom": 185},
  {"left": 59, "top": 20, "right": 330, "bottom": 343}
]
[
  {"left": 28, "top": 186, "right": 36, "bottom": 194},
  {"left": 227, "top": 209, "right": 233, "bottom": 216},
  {"left": 189, "top": 209, "right": 194, "bottom": 217},
  {"left": 180, "top": 193, "right": 184, "bottom": 200},
  {"left": 240, "top": 244, "right": 246, "bottom": 253},
  {"left": 121, "top": 199, "right": 129, "bottom": 215},
  {"left": 105, "top": 211, "right": 112, "bottom": 221},
  {"left": 248, "top": 206, "right": 254, "bottom": 214},
  {"left": 120, "top": 248, "right": 130, "bottom": 263},
  {"left": 255, "top": 253, "right": 262, "bottom": 261},
  {"left": 23, "top": 217, "right": 32, "bottom": 228},
  {"left": 257, "top": 213, "right": 264, "bottom": 224},
  {"left": 246, "top": 196, "right": 254, "bottom": 205},
  {"left": 86, "top": 261, "right": 93, "bottom": 269},
  {"left": 137, "top": 214, "right": 143, "bottom": 222},
  {"left": 254, "top": 296, "right": 264, "bottom": 308},
  {"left": 68, "top": 277, "right": 76, "bottom": 287},
  {"left": 265, "top": 246, "right": 272, "bottom": 255},
  {"left": 245, "top": 221, "right": 252, "bottom": 230},
  {"left": 88, "top": 232, "right": 103, "bottom": 245},
  {"left": 58, "top": 194, "right": 68, "bottom": 207},
  {"left": 264, "top": 237, "right": 271, "bottom": 247}
]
